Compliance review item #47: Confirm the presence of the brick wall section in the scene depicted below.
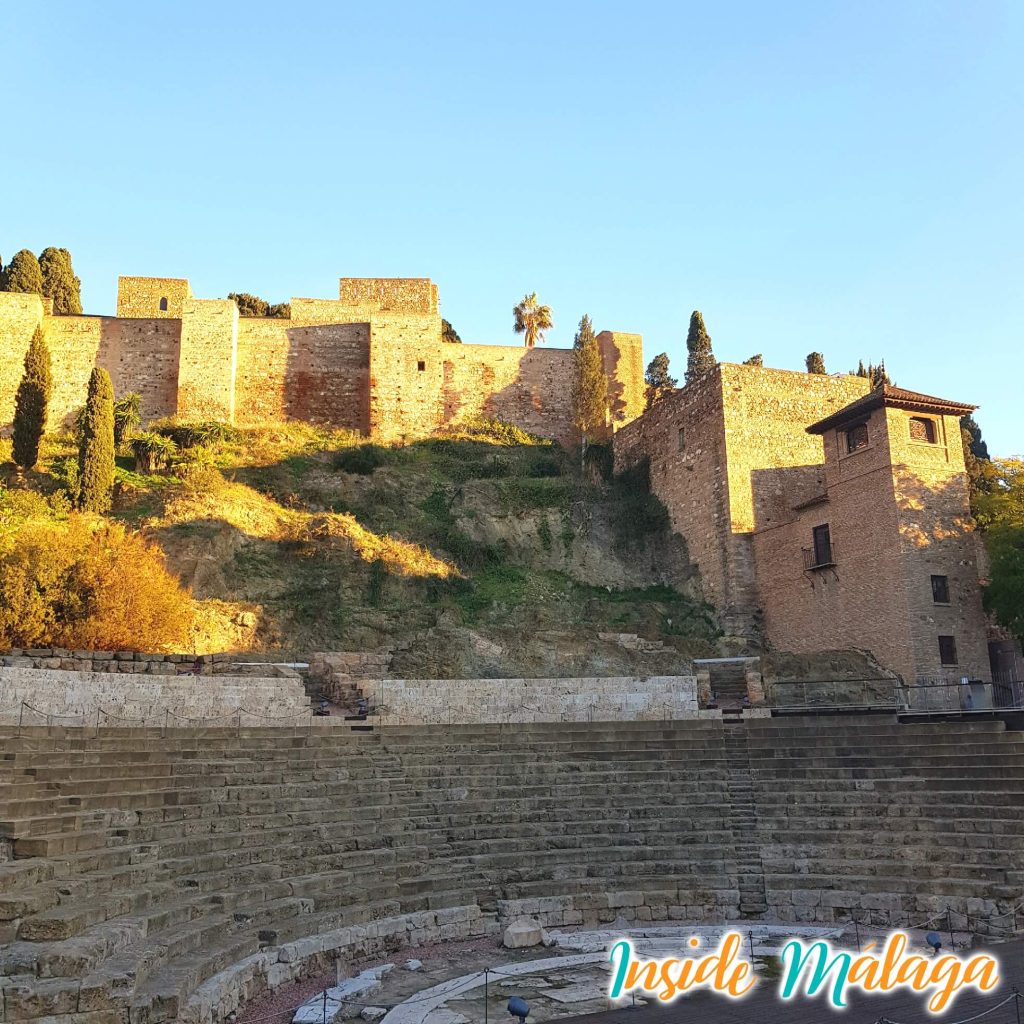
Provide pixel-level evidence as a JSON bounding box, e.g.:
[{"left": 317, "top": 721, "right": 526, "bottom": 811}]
[
  {"left": 46, "top": 316, "right": 181, "bottom": 424},
  {"left": 753, "top": 404, "right": 990, "bottom": 681},
  {"left": 753, "top": 404, "right": 913, "bottom": 676},
  {"left": 0, "top": 293, "right": 45, "bottom": 426},
  {"left": 338, "top": 277, "right": 437, "bottom": 313},
  {"left": 234, "top": 318, "right": 369, "bottom": 429},
  {"left": 116, "top": 276, "right": 192, "bottom": 318},
  {"left": 888, "top": 408, "right": 990, "bottom": 680},
  {"left": 1, "top": 277, "right": 645, "bottom": 445},
  {"left": 440, "top": 345, "right": 577, "bottom": 444},
  {"left": 613, "top": 368, "right": 734, "bottom": 620},
  {"left": 598, "top": 331, "right": 646, "bottom": 430},
  {"left": 177, "top": 299, "right": 239, "bottom": 422}
]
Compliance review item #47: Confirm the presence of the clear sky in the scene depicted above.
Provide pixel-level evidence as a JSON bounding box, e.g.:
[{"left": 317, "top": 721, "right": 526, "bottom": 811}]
[{"left": 3, "top": 1, "right": 1021, "bottom": 455}]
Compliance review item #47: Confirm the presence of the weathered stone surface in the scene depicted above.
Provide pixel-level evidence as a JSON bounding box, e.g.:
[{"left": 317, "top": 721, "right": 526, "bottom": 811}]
[{"left": 503, "top": 917, "right": 544, "bottom": 949}]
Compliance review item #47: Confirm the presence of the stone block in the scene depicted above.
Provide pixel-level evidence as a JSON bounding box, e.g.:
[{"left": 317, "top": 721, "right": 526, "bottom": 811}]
[{"left": 503, "top": 917, "right": 544, "bottom": 949}]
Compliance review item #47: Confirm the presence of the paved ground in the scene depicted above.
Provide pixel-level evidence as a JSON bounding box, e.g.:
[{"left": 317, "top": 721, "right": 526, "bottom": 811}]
[{"left": 563, "top": 939, "right": 1024, "bottom": 1024}]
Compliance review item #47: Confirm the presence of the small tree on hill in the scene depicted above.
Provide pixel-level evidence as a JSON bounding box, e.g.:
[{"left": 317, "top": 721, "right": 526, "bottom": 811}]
[
  {"left": 571, "top": 314, "right": 607, "bottom": 452},
  {"left": 77, "top": 368, "right": 116, "bottom": 513},
  {"left": 685, "top": 310, "right": 715, "bottom": 383},
  {"left": 39, "top": 247, "right": 82, "bottom": 314},
  {"left": 3, "top": 249, "right": 43, "bottom": 294},
  {"left": 513, "top": 293, "right": 553, "bottom": 348},
  {"left": 644, "top": 353, "right": 677, "bottom": 408},
  {"left": 806, "top": 352, "right": 826, "bottom": 374},
  {"left": 12, "top": 327, "right": 53, "bottom": 470},
  {"left": 442, "top": 318, "right": 462, "bottom": 343},
  {"left": 742, "top": 354, "right": 763, "bottom": 367}
]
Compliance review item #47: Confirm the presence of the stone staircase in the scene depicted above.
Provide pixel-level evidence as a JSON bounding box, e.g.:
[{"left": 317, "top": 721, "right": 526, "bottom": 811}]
[
  {"left": 708, "top": 660, "right": 750, "bottom": 708},
  {"left": 723, "top": 720, "right": 768, "bottom": 917}
]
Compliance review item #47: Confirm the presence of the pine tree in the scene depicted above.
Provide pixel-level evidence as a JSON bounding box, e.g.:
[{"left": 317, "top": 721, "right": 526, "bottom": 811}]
[
  {"left": 442, "top": 318, "right": 462, "bottom": 343},
  {"left": 39, "top": 248, "right": 82, "bottom": 314},
  {"left": 742, "top": 354, "right": 763, "bottom": 367},
  {"left": 3, "top": 249, "right": 43, "bottom": 294},
  {"left": 685, "top": 311, "right": 715, "bottom": 383},
  {"left": 852, "top": 360, "right": 891, "bottom": 387},
  {"left": 571, "top": 314, "right": 607, "bottom": 447},
  {"left": 806, "top": 352, "right": 826, "bottom": 374},
  {"left": 77, "top": 368, "right": 116, "bottom": 513},
  {"left": 12, "top": 327, "right": 53, "bottom": 470},
  {"left": 644, "top": 353, "right": 677, "bottom": 408}
]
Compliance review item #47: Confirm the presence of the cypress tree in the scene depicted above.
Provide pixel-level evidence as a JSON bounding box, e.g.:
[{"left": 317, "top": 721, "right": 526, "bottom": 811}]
[
  {"left": 644, "top": 353, "right": 677, "bottom": 408},
  {"left": 571, "top": 314, "right": 607, "bottom": 446},
  {"left": 12, "top": 327, "right": 53, "bottom": 470},
  {"left": 77, "top": 368, "right": 116, "bottom": 513},
  {"left": 3, "top": 249, "right": 43, "bottom": 294},
  {"left": 39, "top": 247, "right": 82, "bottom": 314},
  {"left": 684, "top": 310, "right": 716, "bottom": 383},
  {"left": 806, "top": 352, "right": 826, "bottom": 374}
]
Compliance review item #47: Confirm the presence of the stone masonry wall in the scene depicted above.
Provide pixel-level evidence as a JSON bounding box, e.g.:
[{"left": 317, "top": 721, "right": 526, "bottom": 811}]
[
  {"left": 116, "top": 276, "right": 192, "bottom": 318},
  {"left": 234, "top": 318, "right": 369, "bottom": 429},
  {"left": 359, "top": 675, "right": 701, "bottom": 724},
  {"left": 0, "top": 665, "right": 309, "bottom": 722},
  {"left": 440, "top": 345, "right": 577, "bottom": 444},
  {"left": 0, "top": 294, "right": 181, "bottom": 429},
  {"left": 177, "top": 298, "right": 239, "bottom": 422},
  {"left": 1, "top": 277, "right": 645, "bottom": 445},
  {"left": 613, "top": 368, "right": 733, "bottom": 620},
  {"left": 888, "top": 407, "right": 990, "bottom": 681},
  {"left": 598, "top": 331, "right": 646, "bottom": 430},
  {"left": 752, "top": 404, "right": 914, "bottom": 678}
]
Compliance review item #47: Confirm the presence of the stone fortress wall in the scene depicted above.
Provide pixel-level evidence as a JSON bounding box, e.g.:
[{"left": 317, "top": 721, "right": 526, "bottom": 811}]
[{"left": 0, "top": 276, "right": 646, "bottom": 447}]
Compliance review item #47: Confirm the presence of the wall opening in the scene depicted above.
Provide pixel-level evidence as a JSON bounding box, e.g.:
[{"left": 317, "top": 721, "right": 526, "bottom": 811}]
[{"left": 159, "top": 297, "right": 168, "bottom": 311}]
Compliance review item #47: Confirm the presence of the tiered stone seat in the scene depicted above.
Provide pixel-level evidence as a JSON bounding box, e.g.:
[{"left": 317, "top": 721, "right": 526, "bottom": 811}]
[
  {"left": 744, "top": 716, "right": 1024, "bottom": 928},
  {"left": 0, "top": 721, "right": 735, "bottom": 1024},
  {"left": 4, "top": 715, "right": 1023, "bottom": 1024}
]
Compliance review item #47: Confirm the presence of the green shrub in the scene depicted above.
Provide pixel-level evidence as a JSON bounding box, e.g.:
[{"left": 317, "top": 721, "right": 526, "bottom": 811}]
[
  {"left": 152, "top": 420, "right": 236, "bottom": 449},
  {"left": 610, "top": 457, "right": 671, "bottom": 547},
  {"left": 332, "top": 444, "right": 388, "bottom": 475},
  {"left": 130, "top": 432, "right": 178, "bottom": 473}
]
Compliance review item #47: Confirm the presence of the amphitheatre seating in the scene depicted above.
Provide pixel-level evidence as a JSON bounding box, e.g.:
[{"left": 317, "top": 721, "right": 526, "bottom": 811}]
[
  {"left": 744, "top": 716, "right": 1024, "bottom": 929},
  {"left": 1, "top": 715, "right": 1023, "bottom": 1024}
]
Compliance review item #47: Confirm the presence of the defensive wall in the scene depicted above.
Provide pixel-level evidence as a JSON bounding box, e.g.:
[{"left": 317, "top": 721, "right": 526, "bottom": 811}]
[
  {"left": 0, "top": 277, "right": 646, "bottom": 446},
  {"left": 612, "top": 364, "right": 990, "bottom": 683}
]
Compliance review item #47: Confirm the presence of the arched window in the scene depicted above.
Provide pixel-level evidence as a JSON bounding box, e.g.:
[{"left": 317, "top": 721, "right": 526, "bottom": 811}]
[{"left": 159, "top": 297, "right": 168, "bottom": 312}]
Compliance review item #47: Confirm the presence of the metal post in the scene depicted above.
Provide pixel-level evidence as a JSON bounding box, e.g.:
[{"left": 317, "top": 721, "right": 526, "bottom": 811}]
[
  {"left": 854, "top": 917, "right": 861, "bottom": 952},
  {"left": 747, "top": 930, "right": 755, "bottom": 962},
  {"left": 1014, "top": 987, "right": 1021, "bottom": 1024},
  {"left": 947, "top": 907, "right": 954, "bottom": 951},
  {"left": 322, "top": 988, "right": 327, "bottom": 1024},
  {"left": 484, "top": 969, "right": 489, "bottom": 1024},
  {"left": 18, "top": 701, "right": 23, "bottom": 736}
]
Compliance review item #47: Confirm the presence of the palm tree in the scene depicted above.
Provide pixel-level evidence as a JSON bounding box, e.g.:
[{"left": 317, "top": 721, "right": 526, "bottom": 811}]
[{"left": 513, "top": 293, "right": 553, "bottom": 348}]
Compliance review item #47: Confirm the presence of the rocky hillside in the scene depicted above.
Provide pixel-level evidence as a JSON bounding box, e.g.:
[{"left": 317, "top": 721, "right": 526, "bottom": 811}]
[{"left": 1, "top": 419, "right": 720, "bottom": 676}]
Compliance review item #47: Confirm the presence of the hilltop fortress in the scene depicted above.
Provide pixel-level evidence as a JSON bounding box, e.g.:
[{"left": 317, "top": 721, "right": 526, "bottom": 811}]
[
  {"left": 0, "top": 274, "right": 992, "bottom": 683},
  {"left": 0, "top": 276, "right": 644, "bottom": 444}
]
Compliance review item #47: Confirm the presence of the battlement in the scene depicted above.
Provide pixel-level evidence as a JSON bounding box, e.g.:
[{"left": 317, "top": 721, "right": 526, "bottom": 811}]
[
  {"left": 338, "top": 277, "right": 439, "bottom": 314},
  {"left": 116, "top": 276, "right": 192, "bottom": 318}
]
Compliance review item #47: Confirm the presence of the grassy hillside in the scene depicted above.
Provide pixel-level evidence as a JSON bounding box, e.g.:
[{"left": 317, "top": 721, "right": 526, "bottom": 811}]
[{"left": 0, "top": 419, "right": 719, "bottom": 674}]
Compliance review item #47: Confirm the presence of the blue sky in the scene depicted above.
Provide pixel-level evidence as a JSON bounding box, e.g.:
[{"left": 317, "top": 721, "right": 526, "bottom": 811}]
[{"left": 3, "top": 1, "right": 1021, "bottom": 454}]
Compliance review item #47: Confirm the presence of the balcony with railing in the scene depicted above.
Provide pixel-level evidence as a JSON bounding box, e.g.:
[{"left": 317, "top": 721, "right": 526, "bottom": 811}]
[{"left": 802, "top": 540, "right": 836, "bottom": 570}]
